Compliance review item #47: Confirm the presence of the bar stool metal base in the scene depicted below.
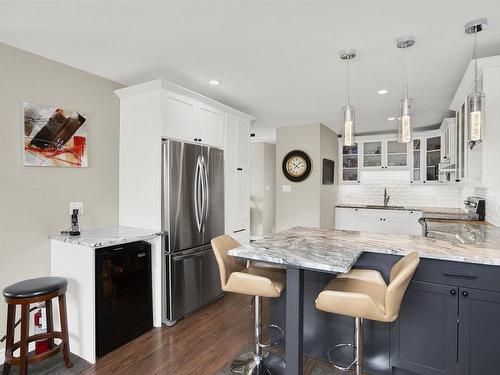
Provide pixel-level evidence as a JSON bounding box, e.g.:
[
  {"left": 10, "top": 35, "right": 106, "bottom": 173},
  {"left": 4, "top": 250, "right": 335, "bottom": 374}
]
[
  {"left": 229, "top": 296, "right": 285, "bottom": 375},
  {"left": 326, "top": 317, "right": 364, "bottom": 375}
]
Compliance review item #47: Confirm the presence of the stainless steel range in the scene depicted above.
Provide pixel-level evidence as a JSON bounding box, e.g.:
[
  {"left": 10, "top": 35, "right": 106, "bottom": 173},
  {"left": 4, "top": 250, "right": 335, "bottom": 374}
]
[
  {"left": 420, "top": 196, "right": 486, "bottom": 237},
  {"left": 463, "top": 196, "right": 486, "bottom": 221}
]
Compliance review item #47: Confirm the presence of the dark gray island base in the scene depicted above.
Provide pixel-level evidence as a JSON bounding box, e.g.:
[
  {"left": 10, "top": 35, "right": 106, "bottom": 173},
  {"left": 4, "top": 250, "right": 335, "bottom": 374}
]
[
  {"left": 270, "top": 252, "right": 500, "bottom": 375},
  {"left": 229, "top": 227, "right": 500, "bottom": 375}
]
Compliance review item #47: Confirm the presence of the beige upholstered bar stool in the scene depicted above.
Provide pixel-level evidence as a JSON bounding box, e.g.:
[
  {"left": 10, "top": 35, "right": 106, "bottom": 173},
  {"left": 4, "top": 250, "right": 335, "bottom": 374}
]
[
  {"left": 315, "top": 252, "right": 420, "bottom": 375},
  {"left": 211, "top": 235, "right": 285, "bottom": 375}
]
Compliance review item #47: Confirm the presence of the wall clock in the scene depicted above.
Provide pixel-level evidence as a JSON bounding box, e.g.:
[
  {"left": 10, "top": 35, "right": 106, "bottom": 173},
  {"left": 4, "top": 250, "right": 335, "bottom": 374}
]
[{"left": 282, "top": 150, "right": 312, "bottom": 182}]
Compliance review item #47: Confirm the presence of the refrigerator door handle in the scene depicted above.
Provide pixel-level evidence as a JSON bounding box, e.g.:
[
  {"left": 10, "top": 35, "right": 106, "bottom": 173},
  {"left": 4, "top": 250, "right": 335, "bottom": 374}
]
[
  {"left": 194, "top": 157, "right": 203, "bottom": 232},
  {"left": 201, "top": 156, "right": 210, "bottom": 224}
]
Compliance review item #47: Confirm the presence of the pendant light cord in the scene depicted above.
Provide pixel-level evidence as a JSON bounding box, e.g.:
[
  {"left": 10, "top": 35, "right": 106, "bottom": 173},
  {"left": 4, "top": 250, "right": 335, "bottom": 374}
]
[
  {"left": 346, "top": 58, "right": 351, "bottom": 107},
  {"left": 473, "top": 31, "right": 478, "bottom": 93},
  {"left": 404, "top": 47, "right": 408, "bottom": 100}
]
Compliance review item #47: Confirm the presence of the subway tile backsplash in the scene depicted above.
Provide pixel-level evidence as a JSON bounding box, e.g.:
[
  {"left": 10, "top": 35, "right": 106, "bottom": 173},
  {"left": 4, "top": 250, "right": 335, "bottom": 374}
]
[
  {"left": 340, "top": 170, "right": 462, "bottom": 208},
  {"left": 339, "top": 170, "right": 500, "bottom": 226}
]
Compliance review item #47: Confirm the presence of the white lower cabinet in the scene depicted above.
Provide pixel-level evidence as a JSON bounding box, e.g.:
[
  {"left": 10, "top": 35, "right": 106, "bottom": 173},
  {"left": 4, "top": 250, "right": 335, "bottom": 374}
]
[
  {"left": 335, "top": 207, "right": 359, "bottom": 231},
  {"left": 335, "top": 207, "right": 422, "bottom": 236},
  {"left": 358, "top": 210, "right": 387, "bottom": 233}
]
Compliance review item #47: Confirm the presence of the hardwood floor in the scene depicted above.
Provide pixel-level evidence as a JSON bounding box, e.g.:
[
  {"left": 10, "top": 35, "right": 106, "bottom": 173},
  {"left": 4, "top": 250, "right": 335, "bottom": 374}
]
[{"left": 80, "top": 293, "right": 342, "bottom": 375}]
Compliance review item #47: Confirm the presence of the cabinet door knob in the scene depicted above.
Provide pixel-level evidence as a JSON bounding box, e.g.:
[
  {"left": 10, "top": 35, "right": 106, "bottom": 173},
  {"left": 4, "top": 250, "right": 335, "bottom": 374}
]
[
  {"left": 198, "top": 139, "right": 202, "bottom": 142},
  {"left": 462, "top": 291, "right": 469, "bottom": 297},
  {"left": 450, "top": 290, "right": 456, "bottom": 295},
  {"left": 194, "top": 138, "right": 198, "bottom": 141}
]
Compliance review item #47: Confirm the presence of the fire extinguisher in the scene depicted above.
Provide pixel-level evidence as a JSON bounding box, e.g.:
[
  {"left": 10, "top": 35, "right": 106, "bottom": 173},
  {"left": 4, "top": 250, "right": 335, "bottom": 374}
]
[{"left": 34, "top": 303, "right": 49, "bottom": 355}]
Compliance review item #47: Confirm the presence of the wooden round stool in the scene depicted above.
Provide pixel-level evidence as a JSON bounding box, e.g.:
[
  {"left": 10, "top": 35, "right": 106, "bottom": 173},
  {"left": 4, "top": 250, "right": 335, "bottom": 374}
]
[{"left": 2, "top": 277, "right": 73, "bottom": 375}]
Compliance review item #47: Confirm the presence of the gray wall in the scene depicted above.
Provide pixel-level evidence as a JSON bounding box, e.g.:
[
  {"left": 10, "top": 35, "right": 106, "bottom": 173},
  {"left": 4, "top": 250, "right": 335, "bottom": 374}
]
[
  {"left": 275, "top": 123, "right": 338, "bottom": 232},
  {"left": 0, "top": 42, "right": 122, "bottom": 354},
  {"left": 250, "top": 142, "right": 276, "bottom": 237},
  {"left": 319, "top": 124, "right": 340, "bottom": 229}
]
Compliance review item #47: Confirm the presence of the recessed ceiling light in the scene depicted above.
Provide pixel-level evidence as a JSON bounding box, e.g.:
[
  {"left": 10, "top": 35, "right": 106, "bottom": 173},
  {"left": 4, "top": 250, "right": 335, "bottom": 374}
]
[
  {"left": 388, "top": 117, "right": 396, "bottom": 121},
  {"left": 377, "top": 89, "right": 389, "bottom": 95},
  {"left": 208, "top": 80, "right": 220, "bottom": 86}
]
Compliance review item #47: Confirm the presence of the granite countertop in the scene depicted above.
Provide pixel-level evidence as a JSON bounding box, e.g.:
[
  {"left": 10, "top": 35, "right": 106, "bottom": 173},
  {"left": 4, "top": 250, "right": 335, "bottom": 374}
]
[
  {"left": 49, "top": 226, "right": 161, "bottom": 248},
  {"left": 336, "top": 204, "right": 469, "bottom": 220},
  {"left": 228, "top": 226, "right": 500, "bottom": 273},
  {"left": 426, "top": 220, "right": 499, "bottom": 246}
]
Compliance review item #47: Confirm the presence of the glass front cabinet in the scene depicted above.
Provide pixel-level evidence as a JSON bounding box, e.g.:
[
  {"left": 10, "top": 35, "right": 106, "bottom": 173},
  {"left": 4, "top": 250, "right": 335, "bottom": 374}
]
[
  {"left": 361, "top": 139, "right": 409, "bottom": 170},
  {"left": 341, "top": 143, "right": 360, "bottom": 183},
  {"left": 339, "top": 132, "right": 443, "bottom": 184},
  {"left": 411, "top": 132, "right": 442, "bottom": 183}
]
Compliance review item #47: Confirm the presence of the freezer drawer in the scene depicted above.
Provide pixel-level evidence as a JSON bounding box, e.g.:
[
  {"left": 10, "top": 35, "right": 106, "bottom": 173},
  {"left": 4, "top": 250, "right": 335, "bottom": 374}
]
[{"left": 166, "top": 247, "right": 222, "bottom": 322}]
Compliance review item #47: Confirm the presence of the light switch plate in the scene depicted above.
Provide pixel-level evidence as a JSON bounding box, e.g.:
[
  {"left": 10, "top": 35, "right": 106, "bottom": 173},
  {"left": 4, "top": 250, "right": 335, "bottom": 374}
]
[
  {"left": 70, "top": 202, "right": 84, "bottom": 215},
  {"left": 282, "top": 185, "right": 292, "bottom": 193}
]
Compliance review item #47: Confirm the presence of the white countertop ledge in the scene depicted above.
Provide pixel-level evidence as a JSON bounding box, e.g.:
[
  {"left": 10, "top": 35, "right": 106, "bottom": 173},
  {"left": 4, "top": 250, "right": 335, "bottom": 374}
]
[{"left": 49, "top": 225, "right": 161, "bottom": 248}]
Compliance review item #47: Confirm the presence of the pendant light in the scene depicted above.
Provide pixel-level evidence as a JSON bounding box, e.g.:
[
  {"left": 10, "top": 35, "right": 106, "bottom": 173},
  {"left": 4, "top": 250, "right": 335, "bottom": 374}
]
[
  {"left": 465, "top": 18, "right": 487, "bottom": 146},
  {"left": 396, "top": 36, "right": 415, "bottom": 143},
  {"left": 340, "top": 49, "right": 356, "bottom": 146}
]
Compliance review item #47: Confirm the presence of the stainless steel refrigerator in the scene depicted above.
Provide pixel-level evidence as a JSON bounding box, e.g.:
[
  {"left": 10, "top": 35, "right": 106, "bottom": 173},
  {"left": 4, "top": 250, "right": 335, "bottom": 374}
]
[{"left": 161, "top": 139, "right": 224, "bottom": 325}]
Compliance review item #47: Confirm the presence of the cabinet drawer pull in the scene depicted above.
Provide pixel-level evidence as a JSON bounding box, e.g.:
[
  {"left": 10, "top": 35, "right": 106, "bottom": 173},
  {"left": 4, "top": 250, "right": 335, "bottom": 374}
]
[
  {"left": 237, "top": 168, "right": 243, "bottom": 171},
  {"left": 233, "top": 229, "right": 246, "bottom": 234},
  {"left": 443, "top": 271, "right": 478, "bottom": 279}
]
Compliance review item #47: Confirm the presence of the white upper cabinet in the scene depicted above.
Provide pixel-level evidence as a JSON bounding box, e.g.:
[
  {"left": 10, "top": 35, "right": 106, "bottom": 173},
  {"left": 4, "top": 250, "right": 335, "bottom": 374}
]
[
  {"left": 161, "top": 92, "right": 196, "bottom": 142},
  {"left": 224, "top": 113, "right": 238, "bottom": 171},
  {"left": 225, "top": 112, "right": 250, "bottom": 171},
  {"left": 196, "top": 104, "right": 224, "bottom": 148},
  {"left": 361, "top": 139, "right": 409, "bottom": 170},
  {"left": 236, "top": 118, "right": 250, "bottom": 170}
]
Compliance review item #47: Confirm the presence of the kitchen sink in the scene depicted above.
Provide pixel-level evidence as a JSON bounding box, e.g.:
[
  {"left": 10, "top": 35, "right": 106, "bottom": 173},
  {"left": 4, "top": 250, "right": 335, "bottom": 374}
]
[{"left": 365, "top": 205, "right": 405, "bottom": 209}]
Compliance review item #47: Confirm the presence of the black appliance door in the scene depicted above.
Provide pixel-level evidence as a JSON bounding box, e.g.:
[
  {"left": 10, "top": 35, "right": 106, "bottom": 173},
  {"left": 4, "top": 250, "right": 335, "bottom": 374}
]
[
  {"left": 96, "top": 242, "right": 153, "bottom": 357},
  {"left": 167, "top": 245, "right": 222, "bottom": 321}
]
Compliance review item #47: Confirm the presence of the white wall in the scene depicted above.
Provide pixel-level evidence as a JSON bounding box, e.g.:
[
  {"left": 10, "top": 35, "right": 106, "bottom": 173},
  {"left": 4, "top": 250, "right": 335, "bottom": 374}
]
[
  {"left": 0, "top": 42, "right": 122, "bottom": 355},
  {"left": 340, "top": 170, "right": 462, "bottom": 208},
  {"left": 250, "top": 142, "right": 276, "bottom": 237}
]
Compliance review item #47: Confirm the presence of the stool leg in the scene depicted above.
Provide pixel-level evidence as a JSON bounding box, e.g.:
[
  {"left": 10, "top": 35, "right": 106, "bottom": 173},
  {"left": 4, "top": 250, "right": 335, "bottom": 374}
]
[
  {"left": 19, "top": 304, "right": 30, "bottom": 375},
  {"left": 2, "top": 304, "right": 16, "bottom": 375},
  {"left": 355, "top": 317, "right": 364, "bottom": 375},
  {"left": 45, "top": 299, "right": 54, "bottom": 349},
  {"left": 58, "top": 294, "right": 73, "bottom": 368}
]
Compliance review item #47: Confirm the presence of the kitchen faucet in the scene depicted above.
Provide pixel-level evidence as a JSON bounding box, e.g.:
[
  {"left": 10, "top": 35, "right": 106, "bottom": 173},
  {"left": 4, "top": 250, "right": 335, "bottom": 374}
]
[{"left": 384, "top": 188, "right": 390, "bottom": 207}]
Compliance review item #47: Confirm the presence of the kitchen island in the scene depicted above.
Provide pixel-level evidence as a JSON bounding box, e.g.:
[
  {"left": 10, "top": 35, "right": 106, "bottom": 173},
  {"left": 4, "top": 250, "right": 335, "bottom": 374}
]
[{"left": 229, "top": 226, "right": 500, "bottom": 375}]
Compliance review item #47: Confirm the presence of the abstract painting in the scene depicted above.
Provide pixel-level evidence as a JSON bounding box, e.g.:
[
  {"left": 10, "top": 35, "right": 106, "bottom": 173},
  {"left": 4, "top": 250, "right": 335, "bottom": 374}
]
[{"left": 23, "top": 102, "right": 88, "bottom": 167}]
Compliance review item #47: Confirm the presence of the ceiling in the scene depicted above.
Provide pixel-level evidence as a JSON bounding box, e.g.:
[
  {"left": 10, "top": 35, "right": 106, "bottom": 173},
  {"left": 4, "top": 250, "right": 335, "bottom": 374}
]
[{"left": 1, "top": 1, "right": 499, "bottom": 139}]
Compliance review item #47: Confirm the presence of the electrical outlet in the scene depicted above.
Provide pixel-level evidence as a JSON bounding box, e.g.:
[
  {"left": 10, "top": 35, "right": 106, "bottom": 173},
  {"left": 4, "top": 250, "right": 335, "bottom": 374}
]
[{"left": 70, "top": 202, "right": 84, "bottom": 215}]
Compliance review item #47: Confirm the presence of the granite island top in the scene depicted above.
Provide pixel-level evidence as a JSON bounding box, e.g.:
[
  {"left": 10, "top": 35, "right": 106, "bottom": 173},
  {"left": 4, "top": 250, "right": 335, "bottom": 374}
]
[
  {"left": 336, "top": 204, "right": 469, "bottom": 220},
  {"left": 49, "top": 226, "right": 161, "bottom": 248},
  {"left": 228, "top": 226, "right": 500, "bottom": 273}
]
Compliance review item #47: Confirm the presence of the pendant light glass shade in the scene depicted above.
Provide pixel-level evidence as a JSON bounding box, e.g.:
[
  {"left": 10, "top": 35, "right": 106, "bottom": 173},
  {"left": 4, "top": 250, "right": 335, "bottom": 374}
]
[
  {"left": 396, "top": 37, "right": 415, "bottom": 144},
  {"left": 340, "top": 49, "right": 356, "bottom": 146},
  {"left": 398, "top": 98, "right": 413, "bottom": 143},
  {"left": 468, "top": 92, "right": 484, "bottom": 142},
  {"left": 342, "top": 105, "right": 356, "bottom": 146},
  {"left": 465, "top": 18, "right": 487, "bottom": 145}
]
